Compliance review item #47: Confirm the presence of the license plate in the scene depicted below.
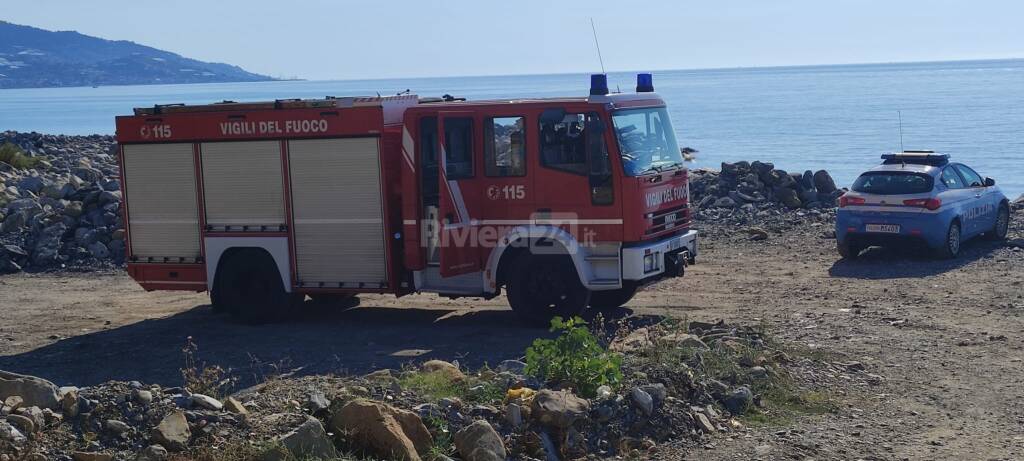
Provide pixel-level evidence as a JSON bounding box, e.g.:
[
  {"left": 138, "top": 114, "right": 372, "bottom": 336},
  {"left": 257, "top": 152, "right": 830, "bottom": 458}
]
[
  {"left": 866, "top": 224, "right": 900, "bottom": 233},
  {"left": 665, "top": 213, "right": 677, "bottom": 223}
]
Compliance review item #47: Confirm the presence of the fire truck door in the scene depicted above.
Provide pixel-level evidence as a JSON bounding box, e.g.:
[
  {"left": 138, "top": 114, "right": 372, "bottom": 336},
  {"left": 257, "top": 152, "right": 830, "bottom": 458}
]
[{"left": 438, "top": 115, "right": 482, "bottom": 277}]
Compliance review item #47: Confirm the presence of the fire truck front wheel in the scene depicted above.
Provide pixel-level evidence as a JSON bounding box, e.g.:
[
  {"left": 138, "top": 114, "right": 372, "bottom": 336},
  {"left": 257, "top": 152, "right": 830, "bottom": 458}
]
[
  {"left": 214, "top": 249, "right": 293, "bottom": 324},
  {"left": 589, "top": 283, "right": 638, "bottom": 311},
  {"left": 506, "top": 254, "right": 590, "bottom": 327}
]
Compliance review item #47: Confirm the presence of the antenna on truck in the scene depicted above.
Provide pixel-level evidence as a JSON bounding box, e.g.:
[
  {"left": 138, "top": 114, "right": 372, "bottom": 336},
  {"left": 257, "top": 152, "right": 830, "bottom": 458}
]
[
  {"left": 590, "top": 18, "right": 606, "bottom": 74},
  {"left": 897, "top": 110, "right": 905, "bottom": 152}
]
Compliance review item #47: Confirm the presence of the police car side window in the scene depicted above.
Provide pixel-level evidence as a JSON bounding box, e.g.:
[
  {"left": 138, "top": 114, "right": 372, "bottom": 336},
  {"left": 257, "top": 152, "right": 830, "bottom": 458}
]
[
  {"left": 953, "top": 164, "right": 984, "bottom": 188},
  {"left": 940, "top": 167, "right": 965, "bottom": 189}
]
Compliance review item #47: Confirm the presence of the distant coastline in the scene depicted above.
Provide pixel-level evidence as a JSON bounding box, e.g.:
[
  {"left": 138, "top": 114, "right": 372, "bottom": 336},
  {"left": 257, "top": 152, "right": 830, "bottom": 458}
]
[{"left": 0, "top": 20, "right": 273, "bottom": 90}]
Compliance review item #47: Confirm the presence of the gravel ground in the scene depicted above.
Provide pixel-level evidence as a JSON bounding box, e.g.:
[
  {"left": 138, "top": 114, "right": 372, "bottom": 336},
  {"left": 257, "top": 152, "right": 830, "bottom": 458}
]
[{"left": 2, "top": 206, "right": 1022, "bottom": 460}]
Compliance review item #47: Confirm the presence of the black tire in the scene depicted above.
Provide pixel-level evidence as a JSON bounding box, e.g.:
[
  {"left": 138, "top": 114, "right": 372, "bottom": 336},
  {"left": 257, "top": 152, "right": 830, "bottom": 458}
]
[
  {"left": 837, "top": 240, "right": 862, "bottom": 259},
  {"left": 984, "top": 204, "right": 1010, "bottom": 241},
  {"left": 310, "top": 294, "right": 360, "bottom": 308},
  {"left": 589, "top": 284, "right": 637, "bottom": 311},
  {"left": 506, "top": 254, "right": 590, "bottom": 327},
  {"left": 216, "top": 249, "right": 293, "bottom": 324},
  {"left": 935, "top": 220, "right": 962, "bottom": 259}
]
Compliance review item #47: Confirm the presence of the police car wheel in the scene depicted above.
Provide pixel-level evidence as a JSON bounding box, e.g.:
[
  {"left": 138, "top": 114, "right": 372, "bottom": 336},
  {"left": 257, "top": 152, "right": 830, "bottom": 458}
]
[
  {"left": 589, "top": 284, "right": 638, "bottom": 311},
  {"left": 985, "top": 204, "right": 1010, "bottom": 241},
  {"left": 507, "top": 254, "right": 590, "bottom": 327},
  {"left": 936, "top": 221, "right": 961, "bottom": 259},
  {"left": 837, "top": 240, "right": 862, "bottom": 259}
]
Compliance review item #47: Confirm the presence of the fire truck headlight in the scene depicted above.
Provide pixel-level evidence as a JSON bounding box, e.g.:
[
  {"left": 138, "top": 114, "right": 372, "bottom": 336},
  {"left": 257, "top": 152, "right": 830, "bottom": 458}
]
[{"left": 644, "top": 253, "right": 659, "bottom": 273}]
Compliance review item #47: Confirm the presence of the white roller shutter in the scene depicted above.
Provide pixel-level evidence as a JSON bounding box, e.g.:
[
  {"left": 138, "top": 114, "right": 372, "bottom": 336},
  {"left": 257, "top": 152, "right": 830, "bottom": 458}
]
[
  {"left": 122, "top": 143, "right": 201, "bottom": 260},
  {"left": 201, "top": 141, "right": 285, "bottom": 228},
  {"left": 288, "top": 138, "right": 387, "bottom": 285}
]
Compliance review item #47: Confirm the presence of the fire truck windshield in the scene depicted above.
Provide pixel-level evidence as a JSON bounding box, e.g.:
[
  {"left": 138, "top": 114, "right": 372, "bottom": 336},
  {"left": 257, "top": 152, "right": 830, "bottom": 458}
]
[{"left": 612, "top": 107, "right": 684, "bottom": 176}]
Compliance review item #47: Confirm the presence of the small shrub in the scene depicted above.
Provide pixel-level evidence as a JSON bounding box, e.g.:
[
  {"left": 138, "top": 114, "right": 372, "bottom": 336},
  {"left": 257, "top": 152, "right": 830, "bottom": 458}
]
[
  {"left": 398, "top": 369, "right": 503, "bottom": 404},
  {"left": 525, "top": 316, "right": 623, "bottom": 398},
  {"left": 0, "top": 143, "right": 44, "bottom": 170},
  {"left": 181, "top": 336, "right": 233, "bottom": 397}
]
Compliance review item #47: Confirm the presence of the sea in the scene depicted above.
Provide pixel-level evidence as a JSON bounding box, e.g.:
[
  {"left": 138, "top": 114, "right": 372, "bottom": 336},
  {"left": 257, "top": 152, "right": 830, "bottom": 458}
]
[{"left": 2, "top": 59, "right": 1022, "bottom": 197}]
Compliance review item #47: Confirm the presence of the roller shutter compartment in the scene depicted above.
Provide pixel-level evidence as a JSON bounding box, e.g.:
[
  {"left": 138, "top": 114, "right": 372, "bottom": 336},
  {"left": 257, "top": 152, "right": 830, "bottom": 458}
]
[
  {"left": 201, "top": 140, "right": 285, "bottom": 229},
  {"left": 122, "top": 143, "right": 201, "bottom": 261},
  {"left": 288, "top": 138, "right": 388, "bottom": 286}
]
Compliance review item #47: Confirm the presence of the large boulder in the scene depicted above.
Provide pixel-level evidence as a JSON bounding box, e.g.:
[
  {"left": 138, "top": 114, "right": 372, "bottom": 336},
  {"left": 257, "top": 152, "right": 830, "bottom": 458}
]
[
  {"left": 329, "top": 399, "right": 431, "bottom": 461},
  {"left": 150, "top": 411, "right": 190, "bottom": 452},
  {"left": 813, "top": 170, "right": 838, "bottom": 194},
  {"left": 0, "top": 370, "right": 60, "bottom": 410},
  {"left": 420, "top": 360, "right": 465, "bottom": 381},
  {"left": 530, "top": 389, "right": 590, "bottom": 429},
  {"left": 773, "top": 188, "right": 802, "bottom": 209},
  {"left": 454, "top": 420, "right": 506, "bottom": 461},
  {"left": 264, "top": 416, "right": 337, "bottom": 461}
]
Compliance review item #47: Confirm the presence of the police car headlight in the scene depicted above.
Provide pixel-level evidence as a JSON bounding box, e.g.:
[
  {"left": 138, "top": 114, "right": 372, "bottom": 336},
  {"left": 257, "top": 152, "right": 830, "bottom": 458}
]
[{"left": 644, "top": 253, "right": 660, "bottom": 273}]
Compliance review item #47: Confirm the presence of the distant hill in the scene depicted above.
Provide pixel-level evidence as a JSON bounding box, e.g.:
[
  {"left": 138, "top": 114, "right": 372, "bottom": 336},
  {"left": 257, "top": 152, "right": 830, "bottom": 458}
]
[{"left": 0, "top": 21, "right": 274, "bottom": 89}]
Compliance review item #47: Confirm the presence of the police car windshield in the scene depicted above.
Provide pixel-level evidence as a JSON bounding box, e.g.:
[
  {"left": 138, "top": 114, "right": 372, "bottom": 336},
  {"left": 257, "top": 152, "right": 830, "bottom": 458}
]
[
  {"left": 612, "top": 107, "right": 684, "bottom": 176},
  {"left": 852, "top": 172, "right": 934, "bottom": 195}
]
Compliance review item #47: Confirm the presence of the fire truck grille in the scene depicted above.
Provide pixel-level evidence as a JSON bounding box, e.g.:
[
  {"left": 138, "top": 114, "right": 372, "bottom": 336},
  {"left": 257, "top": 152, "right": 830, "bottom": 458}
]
[{"left": 645, "top": 204, "right": 691, "bottom": 236}]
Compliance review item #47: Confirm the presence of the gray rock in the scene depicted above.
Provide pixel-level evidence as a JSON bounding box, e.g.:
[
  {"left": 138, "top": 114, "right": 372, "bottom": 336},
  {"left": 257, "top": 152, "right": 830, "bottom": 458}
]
[
  {"left": 87, "top": 241, "right": 109, "bottom": 259},
  {"left": 31, "top": 223, "right": 67, "bottom": 266},
  {"left": 724, "top": 386, "right": 753, "bottom": 415},
  {"left": 0, "top": 420, "right": 27, "bottom": 444},
  {"left": 105, "top": 419, "right": 131, "bottom": 435},
  {"left": 6, "top": 414, "right": 35, "bottom": 434},
  {"left": 813, "top": 170, "right": 837, "bottom": 194},
  {"left": 639, "top": 383, "right": 668, "bottom": 404},
  {"left": 72, "top": 167, "right": 102, "bottom": 183},
  {"left": 135, "top": 445, "right": 168, "bottom": 461},
  {"left": 305, "top": 391, "right": 329, "bottom": 414},
  {"left": 496, "top": 359, "right": 527, "bottom": 375},
  {"left": 713, "top": 196, "right": 737, "bottom": 208},
  {"left": 0, "top": 370, "right": 61, "bottom": 410},
  {"left": 454, "top": 420, "right": 506, "bottom": 461},
  {"left": 271, "top": 416, "right": 337, "bottom": 461},
  {"left": 1, "top": 211, "right": 27, "bottom": 232},
  {"left": 505, "top": 403, "right": 524, "bottom": 428},
  {"left": 151, "top": 411, "right": 190, "bottom": 451},
  {"left": 16, "top": 177, "right": 45, "bottom": 194},
  {"left": 773, "top": 187, "right": 802, "bottom": 209},
  {"left": 630, "top": 387, "right": 654, "bottom": 416},
  {"left": 189, "top": 394, "right": 222, "bottom": 411},
  {"left": 133, "top": 390, "right": 153, "bottom": 405}
]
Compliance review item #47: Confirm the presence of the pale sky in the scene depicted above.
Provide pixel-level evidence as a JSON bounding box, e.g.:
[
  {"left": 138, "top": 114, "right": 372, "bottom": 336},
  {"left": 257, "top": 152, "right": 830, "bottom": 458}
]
[{"left": 5, "top": 0, "right": 1023, "bottom": 80}]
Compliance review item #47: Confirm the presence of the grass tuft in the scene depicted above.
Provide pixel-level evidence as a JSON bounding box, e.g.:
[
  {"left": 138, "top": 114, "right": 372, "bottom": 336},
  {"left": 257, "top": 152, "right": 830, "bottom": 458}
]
[{"left": 0, "top": 142, "right": 45, "bottom": 170}]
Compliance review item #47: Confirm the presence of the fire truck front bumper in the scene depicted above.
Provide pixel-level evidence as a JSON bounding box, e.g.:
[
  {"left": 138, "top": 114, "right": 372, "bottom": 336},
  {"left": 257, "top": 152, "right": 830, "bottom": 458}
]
[{"left": 621, "top": 230, "right": 698, "bottom": 282}]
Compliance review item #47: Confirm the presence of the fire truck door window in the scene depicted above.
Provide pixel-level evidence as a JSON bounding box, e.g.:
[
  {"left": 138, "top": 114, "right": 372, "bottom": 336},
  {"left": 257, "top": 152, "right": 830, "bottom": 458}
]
[
  {"left": 540, "top": 113, "right": 589, "bottom": 175},
  {"left": 443, "top": 117, "right": 474, "bottom": 179},
  {"left": 419, "top": 117, "right": 439, "bottom": 207},
  {"left": 587, "top": 114, "right": 614, "bottom": 205},
  {"left": 485, "top": 117, "right": 526, "bottom": 177}
]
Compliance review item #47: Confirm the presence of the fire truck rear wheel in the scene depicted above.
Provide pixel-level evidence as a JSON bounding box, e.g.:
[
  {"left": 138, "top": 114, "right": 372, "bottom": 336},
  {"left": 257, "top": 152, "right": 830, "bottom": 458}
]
[
  {"left": 507, "top": 254, "right": 590, "bottom": 327},
  {"left": 217, "top": 249, "right": 292, "bottom": 324},
  {"left": 310, "top": 294, "right": 360, "bottom": 308},
  {"left": 589, "top": 284, "right": 638, "bottom": 311}
]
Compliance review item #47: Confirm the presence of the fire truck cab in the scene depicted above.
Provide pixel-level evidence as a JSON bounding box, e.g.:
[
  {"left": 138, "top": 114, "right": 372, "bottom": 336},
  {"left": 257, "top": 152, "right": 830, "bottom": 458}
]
[{"left": 114, "top": 74, "right": 698, "bottom": 325}]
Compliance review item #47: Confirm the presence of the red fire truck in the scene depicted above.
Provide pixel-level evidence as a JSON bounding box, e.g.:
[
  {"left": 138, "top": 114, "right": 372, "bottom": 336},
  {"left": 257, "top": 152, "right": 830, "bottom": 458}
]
[{"left": 114, "top": 74, "right": 698, "bottom": 325}]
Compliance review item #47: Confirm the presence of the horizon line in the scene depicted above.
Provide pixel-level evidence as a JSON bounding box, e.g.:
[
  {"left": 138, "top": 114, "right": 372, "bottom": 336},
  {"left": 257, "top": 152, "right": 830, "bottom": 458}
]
[{"left": 297, "top": 56, "right": 1024, "bottom": 84}]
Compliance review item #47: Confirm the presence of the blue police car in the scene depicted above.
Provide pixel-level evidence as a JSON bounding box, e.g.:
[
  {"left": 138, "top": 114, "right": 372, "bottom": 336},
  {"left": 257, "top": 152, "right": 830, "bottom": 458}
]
[{"left": 836, "top": 152, "right": 1010, "bottom": 259}]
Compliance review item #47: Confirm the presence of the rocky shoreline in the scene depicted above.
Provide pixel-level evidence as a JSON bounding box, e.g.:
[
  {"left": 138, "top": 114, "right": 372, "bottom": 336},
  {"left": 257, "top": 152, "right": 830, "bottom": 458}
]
[{"left": 0, "top": 132, "right": 122, "bottom": 274}]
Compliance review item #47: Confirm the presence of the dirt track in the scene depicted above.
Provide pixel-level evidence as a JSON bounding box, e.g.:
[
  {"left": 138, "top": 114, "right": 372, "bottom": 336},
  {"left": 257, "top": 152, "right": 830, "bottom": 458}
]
[{"left": 2, "top": 217, "right": 1023, "bottom": 460}]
